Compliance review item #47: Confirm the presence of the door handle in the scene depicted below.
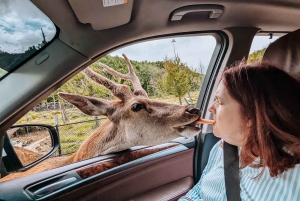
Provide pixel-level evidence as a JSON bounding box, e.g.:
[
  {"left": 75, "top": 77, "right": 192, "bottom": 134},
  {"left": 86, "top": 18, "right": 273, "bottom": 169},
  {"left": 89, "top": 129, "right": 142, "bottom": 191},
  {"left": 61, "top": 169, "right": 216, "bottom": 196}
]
[{"left": 33, "top": 177, "right": 77, "bottom": 196}]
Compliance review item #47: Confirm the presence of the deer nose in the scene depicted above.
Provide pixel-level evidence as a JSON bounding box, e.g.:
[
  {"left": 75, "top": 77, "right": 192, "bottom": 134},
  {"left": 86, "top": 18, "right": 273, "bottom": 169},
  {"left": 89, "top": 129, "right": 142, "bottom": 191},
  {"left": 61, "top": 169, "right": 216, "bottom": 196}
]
[{"left": 186, "top": 107, "right": 200, "bottom": 115}]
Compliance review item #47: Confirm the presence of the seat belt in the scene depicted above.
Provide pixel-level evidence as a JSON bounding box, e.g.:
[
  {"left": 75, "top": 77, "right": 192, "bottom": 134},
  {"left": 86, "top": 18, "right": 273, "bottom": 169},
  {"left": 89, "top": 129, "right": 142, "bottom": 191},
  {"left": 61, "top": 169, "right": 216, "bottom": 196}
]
[{"left": 223, "top": 141, "right": 241, "bottom": 201}]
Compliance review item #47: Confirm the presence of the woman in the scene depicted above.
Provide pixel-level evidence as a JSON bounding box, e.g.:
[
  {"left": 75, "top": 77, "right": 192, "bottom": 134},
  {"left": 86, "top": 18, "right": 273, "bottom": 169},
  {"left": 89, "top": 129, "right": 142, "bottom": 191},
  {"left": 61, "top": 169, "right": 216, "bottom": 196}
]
[{"left": 179, "top": 62, "right": 300, "bottom": 201}]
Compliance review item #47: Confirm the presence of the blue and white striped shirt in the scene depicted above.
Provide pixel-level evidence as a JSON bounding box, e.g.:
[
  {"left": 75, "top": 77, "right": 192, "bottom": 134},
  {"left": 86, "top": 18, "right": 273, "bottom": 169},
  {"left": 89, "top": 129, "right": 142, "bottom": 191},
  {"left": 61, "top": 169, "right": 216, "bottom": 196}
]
[{"left": 179, "top": 141, "right": 300, "bottom": 201}]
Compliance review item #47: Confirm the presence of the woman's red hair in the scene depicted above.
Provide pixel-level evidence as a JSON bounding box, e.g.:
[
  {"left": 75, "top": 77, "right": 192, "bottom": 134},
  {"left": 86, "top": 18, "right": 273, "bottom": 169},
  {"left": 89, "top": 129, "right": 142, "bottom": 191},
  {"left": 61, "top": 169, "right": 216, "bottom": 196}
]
[{"left": 222, "top": 62, "right": 300, "bottom": 177}]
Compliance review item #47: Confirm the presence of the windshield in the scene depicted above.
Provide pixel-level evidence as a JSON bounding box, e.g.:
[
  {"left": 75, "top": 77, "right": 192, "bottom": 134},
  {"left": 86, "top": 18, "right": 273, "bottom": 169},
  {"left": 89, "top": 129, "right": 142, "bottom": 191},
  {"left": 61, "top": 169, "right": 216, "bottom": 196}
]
[{"left": 0, "top": 0, "right": 56, "bottom": 80}]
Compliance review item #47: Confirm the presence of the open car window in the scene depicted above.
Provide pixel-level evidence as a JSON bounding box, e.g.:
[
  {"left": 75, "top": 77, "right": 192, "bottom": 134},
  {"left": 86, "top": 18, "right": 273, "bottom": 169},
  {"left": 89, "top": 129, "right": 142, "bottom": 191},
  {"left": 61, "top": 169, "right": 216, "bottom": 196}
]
[
  {"left": 2, "top": 35, "right": 217, "bottom": 181},
  {"left": 0, "top": 0, "right": 56, "bottom": 80}
]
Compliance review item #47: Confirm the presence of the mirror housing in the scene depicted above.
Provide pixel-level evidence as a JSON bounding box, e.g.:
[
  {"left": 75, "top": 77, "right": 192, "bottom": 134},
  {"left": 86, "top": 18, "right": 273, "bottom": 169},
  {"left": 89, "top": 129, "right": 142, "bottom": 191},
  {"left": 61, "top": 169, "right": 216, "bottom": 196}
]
[{"left": 3, "top": 124, "right": 59, "bottom": 173}]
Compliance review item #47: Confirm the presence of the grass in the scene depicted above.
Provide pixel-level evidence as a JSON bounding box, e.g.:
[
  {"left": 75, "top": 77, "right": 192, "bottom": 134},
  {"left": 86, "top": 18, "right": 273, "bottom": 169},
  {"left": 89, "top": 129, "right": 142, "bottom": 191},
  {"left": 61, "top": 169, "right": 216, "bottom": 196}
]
[
  {"left": 60, "top": 133, "right": 91, "bottom": 143},
  {"left": 56, "top": 121, "right": 101, "bottom": 155},
  {"left": 60, "top": 142, "right": 81, "bottom": 155}
]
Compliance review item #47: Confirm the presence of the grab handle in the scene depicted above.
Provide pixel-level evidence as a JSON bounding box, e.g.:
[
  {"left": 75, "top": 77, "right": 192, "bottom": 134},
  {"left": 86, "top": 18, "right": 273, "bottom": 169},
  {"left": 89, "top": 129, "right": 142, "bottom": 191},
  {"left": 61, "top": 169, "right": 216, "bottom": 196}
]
[{"left": 171, "top": 5, "right": 224, "bottom": 21}]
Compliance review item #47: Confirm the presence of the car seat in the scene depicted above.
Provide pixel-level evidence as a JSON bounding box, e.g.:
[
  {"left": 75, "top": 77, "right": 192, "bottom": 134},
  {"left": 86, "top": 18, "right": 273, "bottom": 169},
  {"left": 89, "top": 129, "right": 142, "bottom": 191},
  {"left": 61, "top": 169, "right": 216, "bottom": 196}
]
[{"left": 263, "top": 29, "right": 300, "bottom": 82}]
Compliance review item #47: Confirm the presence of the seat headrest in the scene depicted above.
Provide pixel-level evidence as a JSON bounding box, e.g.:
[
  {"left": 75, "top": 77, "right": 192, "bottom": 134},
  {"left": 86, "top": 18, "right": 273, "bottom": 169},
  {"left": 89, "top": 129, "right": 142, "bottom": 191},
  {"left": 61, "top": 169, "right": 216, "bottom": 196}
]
[{"left": 262, "top": 29, "right": 300, "bottom": 82}]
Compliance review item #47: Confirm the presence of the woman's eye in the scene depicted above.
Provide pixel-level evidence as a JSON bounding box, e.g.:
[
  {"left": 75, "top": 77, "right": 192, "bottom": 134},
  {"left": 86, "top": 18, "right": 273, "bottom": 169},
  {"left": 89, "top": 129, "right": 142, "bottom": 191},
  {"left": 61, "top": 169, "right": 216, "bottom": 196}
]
[
  {"left": 131, "top": 103, "right": 145, "bottom": 112},
  {"left": 214, "top": 97, "right": 222, "bottom": 105}
]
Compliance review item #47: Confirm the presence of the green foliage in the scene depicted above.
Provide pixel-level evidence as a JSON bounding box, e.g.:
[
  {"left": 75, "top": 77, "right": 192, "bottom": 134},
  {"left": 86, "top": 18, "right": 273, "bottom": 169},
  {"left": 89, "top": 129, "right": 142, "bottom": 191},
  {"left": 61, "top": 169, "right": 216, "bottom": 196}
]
[
  {"left": 0, "top": 68, "right": 7, "bottom": 78},
  {"left": 158, "top": 55, "right": 202, "bottom": 104},
  {"left": 248, "top": 47, "right": 267, "bottom": 63}
]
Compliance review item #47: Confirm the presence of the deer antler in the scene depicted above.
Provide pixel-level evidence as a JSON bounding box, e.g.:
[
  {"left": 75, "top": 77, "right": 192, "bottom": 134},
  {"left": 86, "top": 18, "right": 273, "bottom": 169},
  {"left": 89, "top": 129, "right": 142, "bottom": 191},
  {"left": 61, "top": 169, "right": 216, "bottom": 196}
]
[
  {"left": 99, "top": 54, "right": 149, "bottom": 98},
  {"left": 82, "top": 68, "right": 133, "bottom": 101}
]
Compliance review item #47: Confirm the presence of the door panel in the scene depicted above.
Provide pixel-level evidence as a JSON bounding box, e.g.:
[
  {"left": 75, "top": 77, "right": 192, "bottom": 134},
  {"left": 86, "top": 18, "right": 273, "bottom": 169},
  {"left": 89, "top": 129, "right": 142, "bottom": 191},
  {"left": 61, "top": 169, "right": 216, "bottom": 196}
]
[
  {"left": 50, "top": 148, "right": 194, "bottom": 201},
  {"left": 128, "top": 177, "right": 193, "bottom": 201},
  {"left": 0, "top": 143, "right": 194, "bottom": 201}
]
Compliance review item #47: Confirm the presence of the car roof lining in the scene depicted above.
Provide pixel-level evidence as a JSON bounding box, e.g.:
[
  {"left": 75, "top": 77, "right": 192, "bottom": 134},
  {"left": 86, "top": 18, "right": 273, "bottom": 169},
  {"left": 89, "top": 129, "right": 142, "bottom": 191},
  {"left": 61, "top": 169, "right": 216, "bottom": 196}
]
[{"left": 32, "top": 0, "right": 300, "bottom": 59}]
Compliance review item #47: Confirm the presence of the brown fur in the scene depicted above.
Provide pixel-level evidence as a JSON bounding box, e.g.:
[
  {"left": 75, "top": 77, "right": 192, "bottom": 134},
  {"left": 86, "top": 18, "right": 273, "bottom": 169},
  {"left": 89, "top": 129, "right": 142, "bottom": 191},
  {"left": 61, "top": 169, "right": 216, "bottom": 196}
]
[{"left": 13, "top": 146, "right": 43, "bottom": 166}]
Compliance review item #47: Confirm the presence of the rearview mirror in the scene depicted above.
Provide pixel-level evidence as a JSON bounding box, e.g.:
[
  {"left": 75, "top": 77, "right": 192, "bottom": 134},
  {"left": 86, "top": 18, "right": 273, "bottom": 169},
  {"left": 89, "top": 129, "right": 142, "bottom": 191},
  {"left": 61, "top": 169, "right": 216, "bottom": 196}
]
[{"left": 3, "top": 124, "right": 60, "bottom": 172}]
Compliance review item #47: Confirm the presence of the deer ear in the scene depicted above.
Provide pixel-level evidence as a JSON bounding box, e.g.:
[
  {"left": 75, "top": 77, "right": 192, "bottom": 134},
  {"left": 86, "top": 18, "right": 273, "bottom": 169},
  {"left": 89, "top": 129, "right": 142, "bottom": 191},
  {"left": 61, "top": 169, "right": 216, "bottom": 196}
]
[{"left": 58, "top": 92, "right": 115, "bottom": 116}]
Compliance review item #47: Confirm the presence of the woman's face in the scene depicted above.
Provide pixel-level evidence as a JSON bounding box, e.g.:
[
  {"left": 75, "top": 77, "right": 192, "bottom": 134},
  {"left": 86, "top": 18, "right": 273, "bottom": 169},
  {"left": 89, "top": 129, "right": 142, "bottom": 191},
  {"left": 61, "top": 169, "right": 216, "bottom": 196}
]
[{"left": 208, "top": 80, "right": 252, "bottom": 147}]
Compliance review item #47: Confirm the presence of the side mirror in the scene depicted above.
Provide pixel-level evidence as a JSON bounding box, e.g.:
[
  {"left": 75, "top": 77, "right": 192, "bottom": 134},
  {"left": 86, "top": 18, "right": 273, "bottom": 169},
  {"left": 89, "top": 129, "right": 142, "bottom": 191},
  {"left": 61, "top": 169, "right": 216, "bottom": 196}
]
[{"left": 3, "top": 124, "right": 59, "bottom": 172}]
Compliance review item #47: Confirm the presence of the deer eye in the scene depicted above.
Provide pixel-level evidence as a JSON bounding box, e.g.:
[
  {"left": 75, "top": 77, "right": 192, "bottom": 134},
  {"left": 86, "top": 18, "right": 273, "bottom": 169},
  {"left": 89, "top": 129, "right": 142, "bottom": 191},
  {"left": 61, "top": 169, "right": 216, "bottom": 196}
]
[{"left": 131, "top": 103, "right": 145, "bottom": 112}]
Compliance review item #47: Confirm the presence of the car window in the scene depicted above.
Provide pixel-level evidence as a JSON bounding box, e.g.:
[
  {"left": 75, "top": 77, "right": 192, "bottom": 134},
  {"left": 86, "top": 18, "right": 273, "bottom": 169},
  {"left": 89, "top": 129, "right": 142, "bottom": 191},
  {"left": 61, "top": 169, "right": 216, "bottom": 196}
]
[
  {"left": 8, "top": 35, "right": 216, "bottom": 175},
  {"left": 0, "top": 0, "right": 56, "bottom": 80},
  {"left": 248, "top": 35, "right": 280, "bottom": 63}
]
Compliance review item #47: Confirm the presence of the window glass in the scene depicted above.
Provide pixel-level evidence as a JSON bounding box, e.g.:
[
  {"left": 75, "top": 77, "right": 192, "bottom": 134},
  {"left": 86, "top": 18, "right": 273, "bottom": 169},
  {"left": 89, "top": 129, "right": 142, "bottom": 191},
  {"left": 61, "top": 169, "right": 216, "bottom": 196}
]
[
  {"left": 248, "top": 35, "right": 280, "bottom": 63},
  {"left": 3, "top": 35, "right": 216, "bottom": 180},
  {"left": 0, "top": 0, "right": 56, "bottom": 80}
]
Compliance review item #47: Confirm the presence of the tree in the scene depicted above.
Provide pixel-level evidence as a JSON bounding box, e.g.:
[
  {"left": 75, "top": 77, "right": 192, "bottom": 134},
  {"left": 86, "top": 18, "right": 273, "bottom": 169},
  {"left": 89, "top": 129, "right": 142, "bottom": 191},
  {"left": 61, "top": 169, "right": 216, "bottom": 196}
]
[
  {"left": 248, "top": 47, "right": 267, "bottom": 63},
  {"left": 189, "top": 61, "right": 206, "bottom": 91},
  {"left": 158, "top": 56, "right": 195, "bottom": 105}
]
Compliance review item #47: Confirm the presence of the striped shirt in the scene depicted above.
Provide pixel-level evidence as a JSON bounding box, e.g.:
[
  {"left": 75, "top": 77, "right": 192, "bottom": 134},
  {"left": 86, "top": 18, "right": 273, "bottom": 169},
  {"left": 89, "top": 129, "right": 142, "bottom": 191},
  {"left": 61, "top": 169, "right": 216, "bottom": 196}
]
[{"left": 179, "top": 141, "right": 300, "bottom": 201}]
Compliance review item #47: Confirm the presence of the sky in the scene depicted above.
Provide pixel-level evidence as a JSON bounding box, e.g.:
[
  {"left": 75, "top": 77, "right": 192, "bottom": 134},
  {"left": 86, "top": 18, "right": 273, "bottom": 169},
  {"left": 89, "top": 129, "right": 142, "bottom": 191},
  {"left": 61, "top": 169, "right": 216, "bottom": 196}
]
[
  {"left": 109, "top": 35, "right": 279, "bottom": 73},
  {"left": 0, "top": 0, "right": 56, "bottom": 53},
  {"left": 110, "top": 36, "right": 216, "bottom": 71},
  {"left": 250, "top": 36, "right": 279, "bottom": 53}
]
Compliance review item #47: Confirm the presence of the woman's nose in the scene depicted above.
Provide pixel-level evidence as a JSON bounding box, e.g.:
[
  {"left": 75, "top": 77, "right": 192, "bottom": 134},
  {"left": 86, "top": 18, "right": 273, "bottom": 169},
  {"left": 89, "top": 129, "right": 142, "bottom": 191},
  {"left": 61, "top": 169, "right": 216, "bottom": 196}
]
[{"left": 208, "top": 102, "right": 215, "bottom": 113}]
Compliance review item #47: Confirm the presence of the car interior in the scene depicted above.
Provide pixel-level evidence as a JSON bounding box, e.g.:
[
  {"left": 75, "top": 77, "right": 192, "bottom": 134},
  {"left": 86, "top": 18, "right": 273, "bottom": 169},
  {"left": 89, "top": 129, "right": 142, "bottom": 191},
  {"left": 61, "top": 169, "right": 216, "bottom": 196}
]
[{"left": 0, "top": 0, "right": 300, "bottom": 200}]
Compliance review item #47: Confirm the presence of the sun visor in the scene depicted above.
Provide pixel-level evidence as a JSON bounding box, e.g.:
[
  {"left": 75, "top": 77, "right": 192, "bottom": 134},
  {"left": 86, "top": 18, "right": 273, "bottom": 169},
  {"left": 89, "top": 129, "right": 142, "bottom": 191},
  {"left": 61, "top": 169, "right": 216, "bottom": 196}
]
[{"left": 68, "top": 0, "right": 134, "bottom": 30}]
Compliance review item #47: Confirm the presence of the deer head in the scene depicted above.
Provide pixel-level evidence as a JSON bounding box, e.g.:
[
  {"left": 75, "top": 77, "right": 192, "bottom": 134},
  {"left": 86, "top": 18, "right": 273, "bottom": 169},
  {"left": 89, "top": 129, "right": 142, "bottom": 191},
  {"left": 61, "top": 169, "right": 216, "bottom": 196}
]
[{"left": 58, "top": 54, "right": 201, "bottom": 151}]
